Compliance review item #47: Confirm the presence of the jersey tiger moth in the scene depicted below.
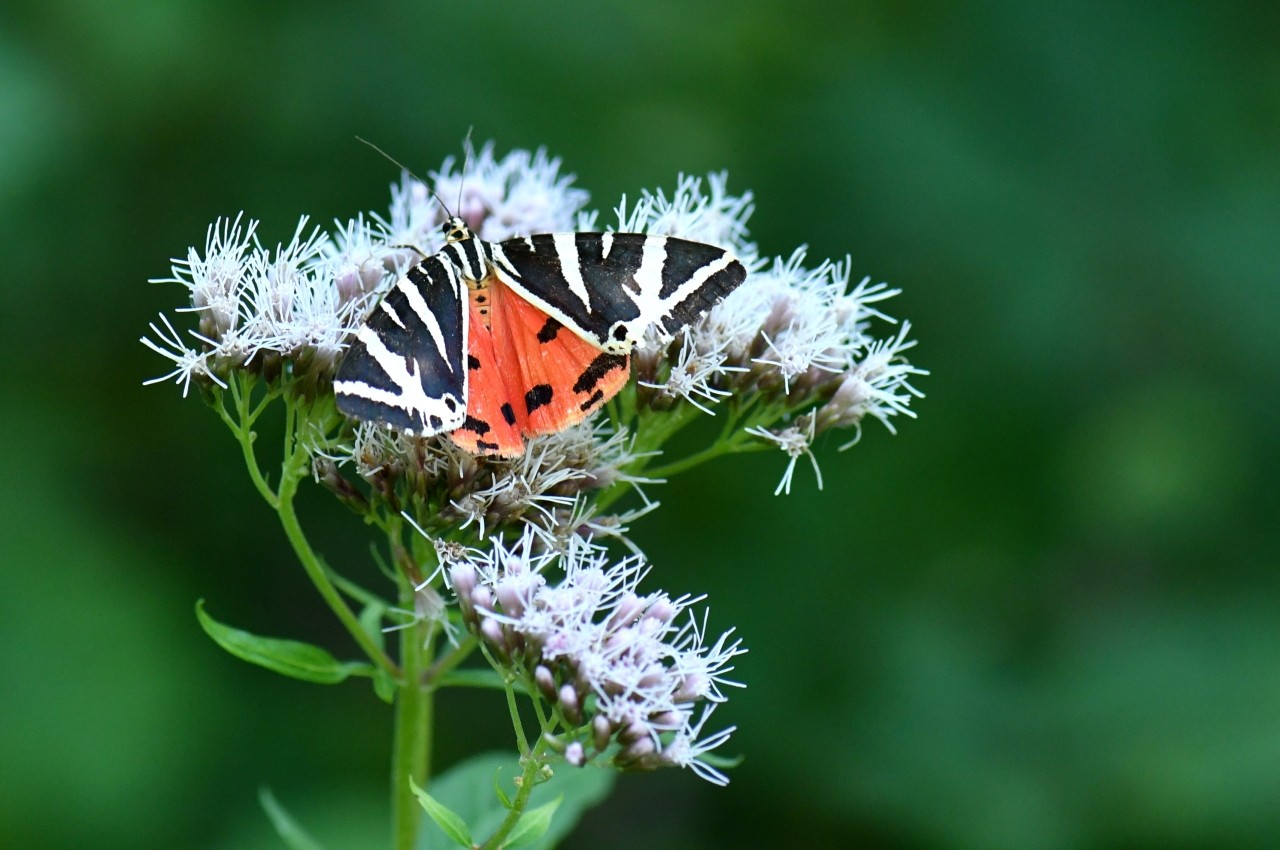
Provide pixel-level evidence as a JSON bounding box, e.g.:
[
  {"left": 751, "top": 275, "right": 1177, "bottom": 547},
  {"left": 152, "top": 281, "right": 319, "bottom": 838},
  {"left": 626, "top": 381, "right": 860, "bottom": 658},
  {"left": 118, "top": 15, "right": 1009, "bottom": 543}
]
[{"left": 333, "top": 216, "right": 747, "bottom": 456}]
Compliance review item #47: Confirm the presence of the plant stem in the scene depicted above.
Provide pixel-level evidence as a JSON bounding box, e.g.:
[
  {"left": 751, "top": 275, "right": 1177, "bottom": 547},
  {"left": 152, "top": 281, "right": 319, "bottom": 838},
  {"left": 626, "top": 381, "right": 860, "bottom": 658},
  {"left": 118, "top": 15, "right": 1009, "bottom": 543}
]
[
  {"left": 276, "top": 456, "right": 399, "bottom": 678},
  {"left": 479, "top": 737, "right": 548, "bottom": 850},
  {"left": 218, "top": 380, "right": 278, "bottom": 508},
  {"left": 642, "top": 440, "right": 734, "bottom": 481},
  {"left": 391, "top": 616, "right": 434, "bottom": 850},
  {"left": 504, "top": 677, "right": 530, "bottom": 756}
]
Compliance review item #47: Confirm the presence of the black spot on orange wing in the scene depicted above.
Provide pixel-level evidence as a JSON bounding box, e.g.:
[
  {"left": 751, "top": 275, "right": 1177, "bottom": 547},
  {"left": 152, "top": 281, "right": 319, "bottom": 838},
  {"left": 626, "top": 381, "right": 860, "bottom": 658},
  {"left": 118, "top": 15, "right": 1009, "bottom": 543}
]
[
  {"left": 573, "top": 353, "right": 629, "bottom": 394},
  {"left": 448, "top": 297, "right": 526, "bottom": 457},
  {"left": 475, "top": 274, "right": 631, "bottom": 443},
  {"left": 500, "top": 403, "right": 516, "bottom": 426},
  {"left": 573, "top": 352, "right": 629, "bottom": 414},
  {"left": 525, "top": 384, "right": 554, "bottom": 414},
  {"left": 462, "top": 415, "right": 490, "bottom": 435},
  {"left": 537, "top": 317, "right": 561, "bottom": 343}
]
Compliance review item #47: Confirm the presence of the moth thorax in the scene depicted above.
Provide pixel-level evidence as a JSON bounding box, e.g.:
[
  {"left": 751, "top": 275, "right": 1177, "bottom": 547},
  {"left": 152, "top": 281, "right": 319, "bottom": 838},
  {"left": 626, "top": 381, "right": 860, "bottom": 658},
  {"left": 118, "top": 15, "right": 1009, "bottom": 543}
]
[{"left": 469, "top": 276, "right": 494, "bottom": 330}]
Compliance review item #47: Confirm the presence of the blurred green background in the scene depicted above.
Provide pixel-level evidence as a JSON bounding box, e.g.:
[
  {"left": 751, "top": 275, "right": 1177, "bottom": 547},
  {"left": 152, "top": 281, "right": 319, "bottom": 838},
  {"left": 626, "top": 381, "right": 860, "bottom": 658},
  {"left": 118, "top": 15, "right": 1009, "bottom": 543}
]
[{"left": 3, "top": 1, "right": 1277, "bottom": 848}]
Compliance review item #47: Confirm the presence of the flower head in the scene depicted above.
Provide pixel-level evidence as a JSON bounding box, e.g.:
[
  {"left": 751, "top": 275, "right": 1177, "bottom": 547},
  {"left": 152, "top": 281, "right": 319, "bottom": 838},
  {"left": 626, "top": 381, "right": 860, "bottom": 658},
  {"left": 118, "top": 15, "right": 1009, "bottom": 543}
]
[
  {"left": 144, "top": 138, "right": 923, "bottom": 524},
  {"left": 442, "top": 526, "right": 745, "bottom": 784}
]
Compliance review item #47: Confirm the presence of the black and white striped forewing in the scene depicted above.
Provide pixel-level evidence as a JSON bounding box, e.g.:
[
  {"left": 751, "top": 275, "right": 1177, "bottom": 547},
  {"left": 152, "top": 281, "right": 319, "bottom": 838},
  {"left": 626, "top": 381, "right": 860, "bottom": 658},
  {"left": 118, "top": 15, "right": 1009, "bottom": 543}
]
[
  {"left": 490, "top": 233, "right": 746, "bottom": 354},
  {"left": 333, "top": 255, "right": 468, "bottom": 435}
]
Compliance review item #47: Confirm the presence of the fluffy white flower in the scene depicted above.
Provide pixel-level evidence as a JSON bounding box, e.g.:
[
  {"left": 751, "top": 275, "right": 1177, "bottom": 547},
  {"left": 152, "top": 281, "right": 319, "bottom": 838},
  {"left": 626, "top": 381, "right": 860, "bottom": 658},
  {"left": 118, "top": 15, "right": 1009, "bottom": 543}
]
[
  {"left": 611, "top": 172, "right": 758, "bottom": 266},
  {"left": 430, "top": 141, "right": 589, "bottom": 241},
  {"left": 140, "top": 313, "right": 224, "bottom": 397},
  {"left": 145, "top": 138, "right": 924, "bottom": 513},
  {"left": 445, "top": 526, "right": 744, "bottom": 784}
]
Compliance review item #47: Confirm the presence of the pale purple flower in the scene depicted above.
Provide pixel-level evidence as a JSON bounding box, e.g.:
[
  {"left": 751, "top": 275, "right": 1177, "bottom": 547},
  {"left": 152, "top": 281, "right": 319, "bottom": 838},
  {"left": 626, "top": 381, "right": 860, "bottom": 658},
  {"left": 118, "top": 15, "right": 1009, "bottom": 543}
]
[{"left": 441, "top": 526, "right": 744, "bottom": 784}]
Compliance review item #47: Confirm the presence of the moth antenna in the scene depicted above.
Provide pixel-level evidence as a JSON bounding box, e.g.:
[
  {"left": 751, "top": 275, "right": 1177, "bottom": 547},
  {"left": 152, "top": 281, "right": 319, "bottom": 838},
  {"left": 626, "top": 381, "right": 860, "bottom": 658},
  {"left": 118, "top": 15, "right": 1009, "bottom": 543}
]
[
  {"left": 457, "top": 127, "right": 475, "bottom": 216},
  {"left": 355, "top": 136, "right": 453, "bottom": 218},
  {"left": 388, "top": 242, "right": 430, "bottom": 259}
]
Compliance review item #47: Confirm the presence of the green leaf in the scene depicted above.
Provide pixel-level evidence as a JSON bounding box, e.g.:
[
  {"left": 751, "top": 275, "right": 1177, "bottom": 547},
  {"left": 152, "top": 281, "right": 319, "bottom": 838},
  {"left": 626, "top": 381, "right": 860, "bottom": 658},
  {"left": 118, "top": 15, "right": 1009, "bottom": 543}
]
[
  {"left": 259, "top": 787, "right": 327, "bottom": 850},
  {"left": 492, "top": 765, "right": 513, "bottom": 810},
  {"left": 196, "top": 600, "right": 370, "bottom": 684},
  {"left": 502, "top": 795, "right": 562, "bottom": 848},
  {"left": 417, "top": 753, "right": 615, "bottom": 850},
  {"left": 409, "top": 777, "right": 472, "bottom": 848},
  {"left": 358, "top": 599, "right": 387, "bottom": 653},
  {"left": 372, "top": 665, "right": 397, "bottom": 703}
]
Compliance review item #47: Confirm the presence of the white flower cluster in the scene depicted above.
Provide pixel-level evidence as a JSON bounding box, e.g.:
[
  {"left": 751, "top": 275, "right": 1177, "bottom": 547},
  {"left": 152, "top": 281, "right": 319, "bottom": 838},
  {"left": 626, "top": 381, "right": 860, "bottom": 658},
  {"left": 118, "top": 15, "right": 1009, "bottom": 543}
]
[
  {"left": 430, "top": 142, "right": 589, "bottom": 241},
  {"left": 442, "top": 527, "right": 745, "bottom": 785},
  {"left": 609, "top": 175, "right": 925, "bottom": 492},
  {"left": 142, "top": 144, "right": 589, "bottom": 398},
  {"left": 143, "top": 213, "right": 382, "bottom": 396},
  {"left": 144, "top": 140, "right": 923, "bottom": 496},
  {"left": 716, "top": 251, "right": 927, "bottom": 491}
]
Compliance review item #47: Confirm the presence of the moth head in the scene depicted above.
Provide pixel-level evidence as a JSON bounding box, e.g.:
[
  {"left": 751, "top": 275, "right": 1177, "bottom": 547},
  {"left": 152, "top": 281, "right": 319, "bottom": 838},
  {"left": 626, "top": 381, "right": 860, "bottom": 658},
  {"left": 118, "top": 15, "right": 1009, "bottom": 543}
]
[{"left": 441, "top": 216, "right": 473, "bottom": 245}]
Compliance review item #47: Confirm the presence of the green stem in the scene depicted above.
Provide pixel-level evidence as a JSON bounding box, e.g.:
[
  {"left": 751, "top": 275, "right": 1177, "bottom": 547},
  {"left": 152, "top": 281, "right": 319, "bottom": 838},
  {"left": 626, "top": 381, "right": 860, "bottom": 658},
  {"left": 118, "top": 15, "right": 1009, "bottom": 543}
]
[
  {"left": 276, "top": 459, "right": 399, "bottom": 678},
  {"left": 326, "top": 568, "right": 388, "bottom": 609},
  {"left": 217, "top": 381, "right": 278, "bottom": 509},
  {"left": 642, "top": 440, "right": 735, "bottom": 481},
  {"left": 504, "top": 675, "right": 531, "bottom": 756},
  {"left": 391, "top": 617, "right": 434, "bottom": 850},
  {"left": 221, "top": 376, "right": 396, "bottom": 676},
  {"left": 631, "top": 399, "right": 705, "bottom": 455},
  {"left": 424, "top": 634, "right": 478, "bottom": 686},
  {"left": 479, "top": 738, "right": 549, "bottom": 850}
]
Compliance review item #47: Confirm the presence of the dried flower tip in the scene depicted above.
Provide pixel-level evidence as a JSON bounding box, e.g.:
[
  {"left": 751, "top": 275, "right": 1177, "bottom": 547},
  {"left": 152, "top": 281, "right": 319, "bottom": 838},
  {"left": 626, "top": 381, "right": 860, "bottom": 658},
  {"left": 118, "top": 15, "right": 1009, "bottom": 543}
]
[{"left": 746, "top": 414, "right": 823, "bottom": 496}]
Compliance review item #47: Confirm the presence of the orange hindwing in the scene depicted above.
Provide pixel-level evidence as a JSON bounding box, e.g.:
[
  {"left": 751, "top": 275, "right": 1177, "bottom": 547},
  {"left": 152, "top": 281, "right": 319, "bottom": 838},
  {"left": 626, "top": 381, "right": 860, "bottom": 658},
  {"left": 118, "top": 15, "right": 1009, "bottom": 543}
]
[{"left": 448, "top": 275, "right": 630, "bottom": 457}]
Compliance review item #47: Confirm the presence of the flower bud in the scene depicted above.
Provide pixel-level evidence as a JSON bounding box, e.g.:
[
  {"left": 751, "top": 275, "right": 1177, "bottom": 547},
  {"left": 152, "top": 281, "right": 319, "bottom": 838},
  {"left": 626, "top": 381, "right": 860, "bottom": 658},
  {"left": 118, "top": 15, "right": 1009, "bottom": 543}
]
[
  {"left": 558, "top": 683, "right": 581, "bottom": 725},
  {"left": 593, "top": 715, "right": 614, "bottom": 751},
  {"left": 641, "top": 596, "right": 676, "bottom": 625},
  {"left": 606, "top": 593, "right": 644, "bottom": 631},
  {"left": 470, "top": 585, "right": 493, "bottom": 616},
  {"left": 649, "top": 710, "right": 683, "bottom": 731},
  {"left": 535, "top": 665, "right": 557, "bottom": 702},
  {"left": 480, "top": 619, "right": 508, "bottom": 659},
  {"left": 617, "top": 721, "right": 650, "bottom": 745},
  {"left": 496, "top": 579, "right": 527, "bottom": 618},
  {"left": 449, "top": 563, "right": 477, "bottom": 602},
  {"left": 616, "top": 734, "right": 657, "bottom": 766},
  {"left": 334, "top": 263, "right": 363, "bottom": 305},
  {"left": 358, "top": 260, "right": 384, "bottom": 294}
]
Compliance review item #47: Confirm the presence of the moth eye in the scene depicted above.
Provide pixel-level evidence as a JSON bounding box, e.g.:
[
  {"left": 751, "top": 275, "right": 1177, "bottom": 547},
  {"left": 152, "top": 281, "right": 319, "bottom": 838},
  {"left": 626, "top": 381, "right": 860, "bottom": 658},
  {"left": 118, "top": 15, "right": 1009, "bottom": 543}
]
[{"left": 611, "top": 324, "right": 628, "bottom": 342}]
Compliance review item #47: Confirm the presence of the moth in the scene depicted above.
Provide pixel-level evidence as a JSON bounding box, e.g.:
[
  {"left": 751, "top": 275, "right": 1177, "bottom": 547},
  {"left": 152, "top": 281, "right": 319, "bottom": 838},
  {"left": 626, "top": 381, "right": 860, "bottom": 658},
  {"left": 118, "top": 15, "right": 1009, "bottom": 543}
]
[{"left": 334, "top": 216, "right": 746, "bottom": 456}]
